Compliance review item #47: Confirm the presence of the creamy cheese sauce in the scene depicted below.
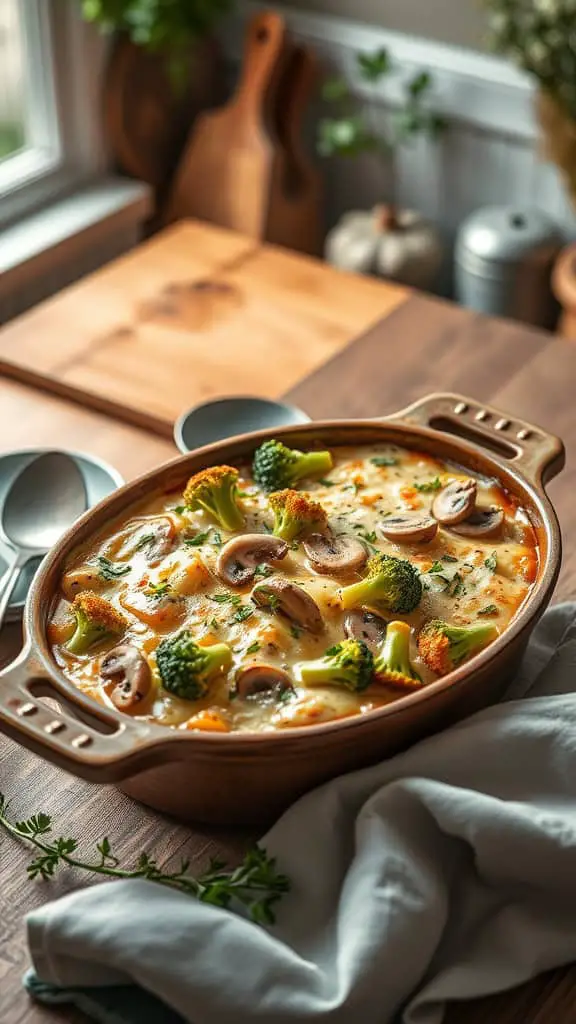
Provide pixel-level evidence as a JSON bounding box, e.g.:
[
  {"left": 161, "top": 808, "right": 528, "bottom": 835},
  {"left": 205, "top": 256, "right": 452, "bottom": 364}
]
[{"left": 49, "top": 444, "right": 538, "bottom": 733}]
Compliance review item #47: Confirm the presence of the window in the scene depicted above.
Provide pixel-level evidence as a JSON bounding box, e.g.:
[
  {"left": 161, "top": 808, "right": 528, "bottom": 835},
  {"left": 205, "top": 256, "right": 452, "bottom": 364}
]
[{"left": 0, "top": 0, "right": 105, "bottom": 230}]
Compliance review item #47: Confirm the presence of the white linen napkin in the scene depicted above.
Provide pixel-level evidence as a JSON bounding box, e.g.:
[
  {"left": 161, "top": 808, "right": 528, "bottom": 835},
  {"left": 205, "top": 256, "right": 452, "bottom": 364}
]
[{"left": 26, "top": 603, "right": 576, "bottom": 1024}]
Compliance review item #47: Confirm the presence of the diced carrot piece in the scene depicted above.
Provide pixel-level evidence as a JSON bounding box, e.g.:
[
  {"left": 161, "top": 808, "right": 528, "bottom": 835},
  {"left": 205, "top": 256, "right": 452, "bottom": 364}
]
[
  {"left": 361, "top": 493, "right": 381, "bottom": 506},
  {"left": 47, "top": 619, "right": 75, "bottom": 645},
  {"left": 400, "top": 486, "right": 422, "bottom": 511},
  {"left": 185, "top": 710, "right": 230, "bottom": 733}
]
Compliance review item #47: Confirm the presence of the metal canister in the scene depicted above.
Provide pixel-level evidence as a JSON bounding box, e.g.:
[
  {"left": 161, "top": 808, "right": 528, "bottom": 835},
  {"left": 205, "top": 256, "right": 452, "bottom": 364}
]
[{"left": 455, "top": 206, "right": 562, "bottom": 328}]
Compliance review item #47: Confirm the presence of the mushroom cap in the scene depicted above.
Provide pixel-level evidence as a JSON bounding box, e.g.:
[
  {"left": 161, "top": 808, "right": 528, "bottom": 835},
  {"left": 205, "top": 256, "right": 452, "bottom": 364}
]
[
  {"left": 101, "top": 644, "right": 151, "bottom": 710},
  {"left": 251, "top": 577, "right": 324, "bottom": 634},
  {"left": 452, "top": 506, "right": 504, "bottom": 538},
  {"left": 343, "top": 609, "right": 388, "bottom": 652},
  {"left": 216, "top": 533, "right": 289, "bottom": 587},
  {"left": 432, "top": 480, "right": 477, "bottom": 525},
  {"left": 302, "top": 533, "right": 367, "bottom": 575},
  {"left": 235, "top": 665, "right": 294, "bottom": 700},
  {"left": 379, "top": 514, "right": 438, "bottom": 544}
]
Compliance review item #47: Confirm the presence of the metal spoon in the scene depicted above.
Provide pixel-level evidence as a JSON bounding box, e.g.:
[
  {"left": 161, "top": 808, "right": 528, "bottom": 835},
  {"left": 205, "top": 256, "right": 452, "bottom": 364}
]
[{"left": 0, "top": 453, "right": 87, "bottom": 629}]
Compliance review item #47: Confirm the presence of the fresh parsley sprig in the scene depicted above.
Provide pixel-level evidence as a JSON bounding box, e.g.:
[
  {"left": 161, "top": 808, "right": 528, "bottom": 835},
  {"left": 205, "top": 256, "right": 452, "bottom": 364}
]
[{"left": 0, "top": 795, "right": 289, "bottom": 925}]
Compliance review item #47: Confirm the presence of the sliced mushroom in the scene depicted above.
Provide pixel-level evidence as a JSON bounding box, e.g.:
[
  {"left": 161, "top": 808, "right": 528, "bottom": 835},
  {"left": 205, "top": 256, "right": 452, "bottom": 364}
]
[
  {"left": 432, "top": 480, "right": 477, "bottom": 525},
  {"left": 303, "top": 533, "right": 367, "bottom": 575},
  {"left": 252, "top": 577, "right": 324, "bottom": 634},
  {"left": 379, "top": 514, "right": 438, "bottom": 544},
  {"left": 217, "top": 534, "right": 289, "bottom": 587},
  {"left": 235, "top": 665, "right": 294, "bottom": 700},
  {"left": 62, "top": 566, "right": 106, "bottom": 601},
  {"left": 343, "top": 609, "right": 388, "bottom": 652},
  {"left": 452, "top": 506, "right": 504, "bottom": 539},
  {"left": 100, "top": 644, "right": 151, "bottom": 710},
  {"left": 140, "top": 518, "right": 178, "bottom": 565}
]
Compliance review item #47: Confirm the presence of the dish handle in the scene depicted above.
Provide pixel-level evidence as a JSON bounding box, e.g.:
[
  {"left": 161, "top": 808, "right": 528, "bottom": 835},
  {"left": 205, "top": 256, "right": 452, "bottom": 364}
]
[
  {"left": 383, "top": 392, "right": 565, "bottom": 489},
  {"left": 0, "top": 649, "right": 176, "bottom": 782}
]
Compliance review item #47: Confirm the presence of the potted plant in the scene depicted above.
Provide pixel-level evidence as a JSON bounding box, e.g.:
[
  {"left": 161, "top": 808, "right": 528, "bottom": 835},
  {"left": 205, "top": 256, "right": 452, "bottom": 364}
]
[
  {"left": 485, "top": 0, "right": 576, "bottom": 208},
  {"left": 319, "top": 48, "right": 446, "bottom": 289},
  {"left": 79, "top": 0, "right": 234, "bottom": 190}
]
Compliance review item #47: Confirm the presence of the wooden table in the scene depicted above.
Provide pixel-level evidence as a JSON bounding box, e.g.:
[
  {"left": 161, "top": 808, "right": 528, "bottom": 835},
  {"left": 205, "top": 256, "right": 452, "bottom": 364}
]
[{"left": 1, "top": 229, "right": 576, "bottom": 1024}]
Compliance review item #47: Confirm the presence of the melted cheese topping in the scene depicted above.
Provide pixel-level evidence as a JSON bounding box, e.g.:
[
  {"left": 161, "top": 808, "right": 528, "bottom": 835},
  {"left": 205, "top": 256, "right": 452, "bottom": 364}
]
[{"left": 50, "top": 444, "right": 538, "bottom": 733}]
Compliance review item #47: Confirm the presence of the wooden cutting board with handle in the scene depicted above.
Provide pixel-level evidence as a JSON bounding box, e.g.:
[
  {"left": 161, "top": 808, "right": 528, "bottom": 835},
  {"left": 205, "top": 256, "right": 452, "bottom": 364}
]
[{"left": 163, "top": 11, "right": 289, "bottom": 237}]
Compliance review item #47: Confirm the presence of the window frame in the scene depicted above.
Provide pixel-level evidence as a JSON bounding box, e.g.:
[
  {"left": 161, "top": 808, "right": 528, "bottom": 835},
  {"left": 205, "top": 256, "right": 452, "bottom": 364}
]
[{"left": 0, "top": 0, "right": 107, "bottom": 231}]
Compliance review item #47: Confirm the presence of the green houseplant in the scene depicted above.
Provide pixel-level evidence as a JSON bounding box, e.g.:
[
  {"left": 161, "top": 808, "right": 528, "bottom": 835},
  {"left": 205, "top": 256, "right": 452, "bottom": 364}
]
[
  {"left": 485, "top": 0, "right": 576, "bottom": 207},
  {"left": 319, "top": 48, "right": 447, "bottom": 289},
  {"left": 78, "top": 0, "right": 234, "bottom": 189}
]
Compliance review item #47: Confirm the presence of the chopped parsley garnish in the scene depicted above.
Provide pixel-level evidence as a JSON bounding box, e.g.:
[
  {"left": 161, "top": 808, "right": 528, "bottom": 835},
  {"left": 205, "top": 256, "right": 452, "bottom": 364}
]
[
  {"left": 144, "top": 580, "right": 172, "bottom": 600},
  {"left": 414, "top": 477, "right": 442, "bottom": 493},
  {"left": 448, "top": 572, "right": 465, "bottom": 597},
  {"left": 246, "top": 641, "right": 261, "bottom": 655},
  {"left": 254, "top": 563, "right": 273, "bottom": 579},
  {"left": 134, "top": 533, "right": 155, "bottom": 553},
  {"left": 427, "top": 561, "right": 445, "bottom": 574},
  {"left": 441, "top": 554, "right": 458, "bottom": 563},
  {"left": 289, "top": 624, "right": 302, "bottom": 640},
  {"left": 371, "top": 456, "right": 397, "bottom": 467},
  {"left": 184, "top": 527, "right": 222, "bottom": 548},
  {"left": 174, "top": 505, "right": 187, "bottom": 515},
  {"left": 344, "top": 482, "right": 361, "bottom": 495},
  {"left": 97, "top": 557, "right": 131, "bottom": 581},
  {"left": 209, "top": 617, "right": 220, "bottom": 630},
  {"left": 211, "top": 592, "right": 241, "bottom": 605},
  {"left": 318, "top": 478, "right": 336, "bottom": 487},
  {"left": 184, "top": 530, "right": 211, "bottom": 547},
  {"left": 484, "top": 551, "right": 497, "bottom": 572},
  {"left": 231, "top": 605, "right": 254, "bottom": 624},
  {"left": 359, "top": 529, "right": 377, "bottom": 544},
  {"left": 254, "top": 589, "right": 281, "bottom": 612},
  {"left": 478, "top": 604, "right": 498, "bottom": 616}
]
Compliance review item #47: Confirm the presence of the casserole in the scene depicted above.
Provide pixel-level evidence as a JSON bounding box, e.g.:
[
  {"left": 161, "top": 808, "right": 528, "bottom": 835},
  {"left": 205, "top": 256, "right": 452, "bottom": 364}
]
[{"left": 0, "top": 394, "right": 564, "bottom": 824}]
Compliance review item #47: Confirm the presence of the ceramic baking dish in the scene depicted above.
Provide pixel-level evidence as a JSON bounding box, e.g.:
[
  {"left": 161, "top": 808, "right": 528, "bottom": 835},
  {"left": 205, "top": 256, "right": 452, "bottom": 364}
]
[{"left": 0, "top": 394, "right": 565, "bottom": 824}]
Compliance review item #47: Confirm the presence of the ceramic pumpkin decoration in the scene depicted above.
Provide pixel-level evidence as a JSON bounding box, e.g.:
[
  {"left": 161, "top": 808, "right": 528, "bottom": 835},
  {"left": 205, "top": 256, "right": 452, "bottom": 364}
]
[{"left": 325, "top": 204, "right": 443, "bottom": 289}]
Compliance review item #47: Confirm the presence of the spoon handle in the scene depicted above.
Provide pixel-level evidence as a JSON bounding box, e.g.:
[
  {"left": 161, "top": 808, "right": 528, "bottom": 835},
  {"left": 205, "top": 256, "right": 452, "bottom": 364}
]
[{"left": 0, "top": 555, "right": 25, "bottom": 630}]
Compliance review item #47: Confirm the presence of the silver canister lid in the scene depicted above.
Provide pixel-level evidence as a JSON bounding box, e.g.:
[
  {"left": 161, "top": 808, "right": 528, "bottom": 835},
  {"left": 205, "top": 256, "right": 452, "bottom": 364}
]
[{"left": 455, "top": 206, "right": 561, "bottom": 276}]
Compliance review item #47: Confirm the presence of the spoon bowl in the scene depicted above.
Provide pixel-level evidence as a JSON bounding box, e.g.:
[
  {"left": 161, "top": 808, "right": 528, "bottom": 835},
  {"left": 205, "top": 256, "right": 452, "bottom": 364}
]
[
  {"left": 0, "top": 453, "right": 87, "bottom": 630},
  {"left": 174, "top": 396, "right": 311, "bottom": 454}
]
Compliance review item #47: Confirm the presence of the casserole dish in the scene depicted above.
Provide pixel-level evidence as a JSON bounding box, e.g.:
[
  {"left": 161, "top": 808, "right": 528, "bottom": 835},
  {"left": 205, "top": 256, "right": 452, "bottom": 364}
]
[{"left": 0, "top": 394, "right": 564, "bottom": 824}]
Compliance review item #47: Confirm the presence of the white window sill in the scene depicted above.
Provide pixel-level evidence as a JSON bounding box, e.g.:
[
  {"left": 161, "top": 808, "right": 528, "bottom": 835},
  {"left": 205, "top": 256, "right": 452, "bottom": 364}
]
[{"left": 0, "top": 177, "right": 152, "bottom": 322}]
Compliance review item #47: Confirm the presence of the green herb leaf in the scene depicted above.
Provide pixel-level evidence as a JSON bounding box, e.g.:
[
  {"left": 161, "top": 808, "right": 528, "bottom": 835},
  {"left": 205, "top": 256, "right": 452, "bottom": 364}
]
[
  {"left": 478, "top": 604, "right": 498, "bottom": 616},
  {"left": 246, "top": 641, "right": 261, "bottom": 655},
  {"left": 428, "top": 561, "right": 445, "bottom": 574},
  {"left": 97, "top": 557, "right": 131, "bottom": 581},
  {"left": 289, "top": 624, "right": 302, "bottom": 640},
  {"left": 318, "top": 478, "right": 336, "bottom": 487},
  {"left": 144, "top": 580, "right": 172, "bottom": 600},
  {"left": 184, "top": 530, "right": 211, "bottom": 547},
  {"left": 359, "top": 529, "right": 377, "bottom": 544},
  {"left": 357, "top": 47, "right": 391, "bottom": 82},
  {"left": 174, "top": 505, "right": 187, "bottom": 515},
  {"left": 414, "top": 477, "right": 442, "bottom": 493},
  {"left": 231, "top": 606, "right": 254, "bottom": 624},
  {"left": 254, "top": 563, "right": 273, "bottom": 579},
  {"left": 484, "top": 551, "right": 498, "bottom": 573},
  {"left": 211, "top": 592, "right": 235, "bottom": 604},
  {"left": 0, "top": 793, "right": 290, "bottom": 925},
  {"left": 134, "top": 532, "right": 156, "bottom": 552},
  {"left": 370, "top": 456, "right": 397, "bottom": 467},
  {"left": 441, "top": 554, "right": 458, "bottom": 563},
  {"left": 448, "top": 572, "right": 465, "bottom": 597}
]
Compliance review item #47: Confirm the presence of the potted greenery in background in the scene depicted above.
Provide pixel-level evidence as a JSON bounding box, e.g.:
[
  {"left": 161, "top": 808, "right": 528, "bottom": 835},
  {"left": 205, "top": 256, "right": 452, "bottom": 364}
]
[
  {"left": 79, "top": 0, "right": 234, "bottom": 194},
  {"left": 485, "top": 0, "right": 576, "bottom": 209},
  {"left": 319, "top": 48, "right": 447, "bottom": 290}
]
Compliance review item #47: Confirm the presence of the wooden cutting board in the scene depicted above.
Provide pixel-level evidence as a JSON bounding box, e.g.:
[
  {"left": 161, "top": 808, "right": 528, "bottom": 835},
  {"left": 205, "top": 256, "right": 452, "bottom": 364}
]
[{"left": 0, "top": 220, "right": 409, "bottom": 436}]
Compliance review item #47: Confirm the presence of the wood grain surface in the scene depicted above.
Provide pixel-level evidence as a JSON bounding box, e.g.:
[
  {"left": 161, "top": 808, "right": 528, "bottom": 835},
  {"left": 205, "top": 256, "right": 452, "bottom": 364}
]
[
  {"left": 0, "top": 224, "right": 408, "bottom": 436},
  {"left": 2, "top": 292, "right": 576, "bottom": 1022}
]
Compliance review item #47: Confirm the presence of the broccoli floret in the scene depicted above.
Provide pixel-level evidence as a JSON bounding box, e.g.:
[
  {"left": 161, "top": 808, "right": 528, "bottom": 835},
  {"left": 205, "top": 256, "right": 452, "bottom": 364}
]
[
  {"left": 183, "top": 466, "right": 245, "bottom": 532},
  {"left": 66, "top": 592, "right": 127, "bottom": 654},
  {"left": 156, "top": 630, "right": 232, "bottom": 700},
  {"left": 374, "top": 620, "right": 421, "bottom": 689},
  {"left": 297, "top": 639, "right": 374, "bottom": 692},
  {"left": 340, "top": 553, "right": 422, "bottom": 613},
  {"left": 269, "top": 489, "right": 327, "bottom": 542},
  {"left": 252, "top": 440, "right": 333, "bottom": 492},
  {"left": 418, "top": 619, "right": 498, "bottom": 676}
]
